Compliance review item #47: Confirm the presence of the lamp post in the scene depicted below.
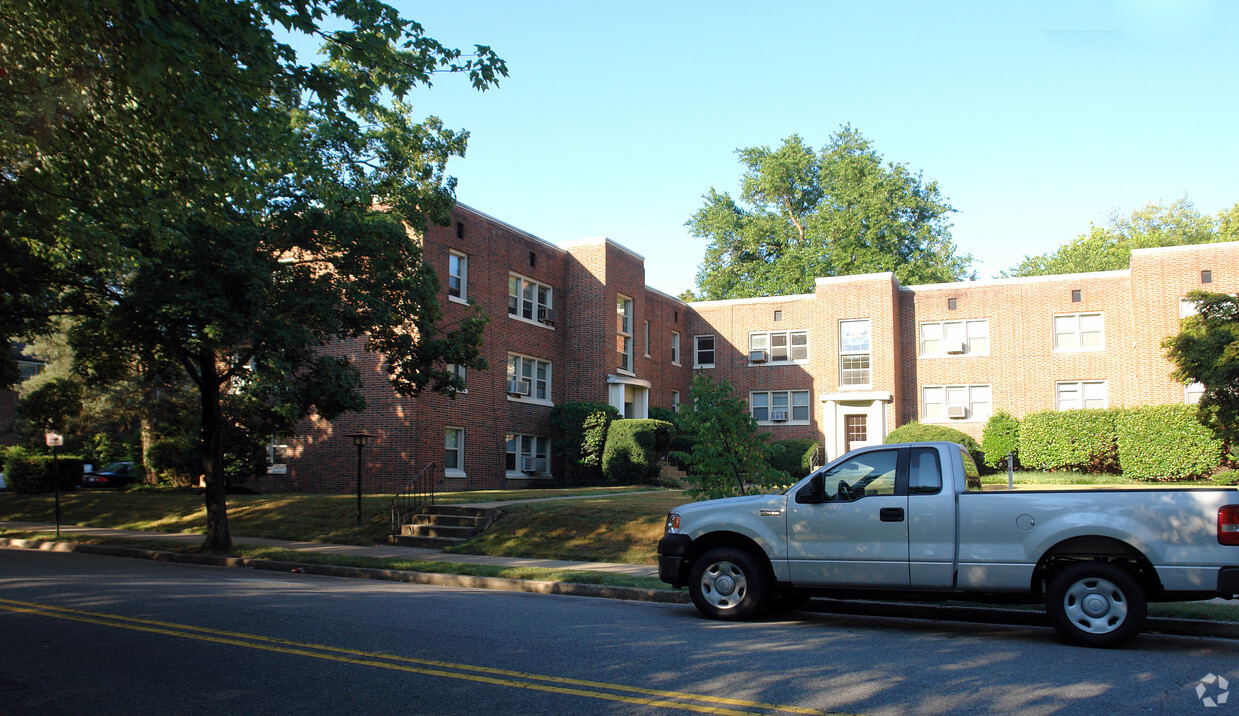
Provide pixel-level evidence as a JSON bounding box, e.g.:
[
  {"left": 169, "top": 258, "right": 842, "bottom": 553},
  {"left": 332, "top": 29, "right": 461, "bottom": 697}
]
[{"left": 345, "top": 432, "right": 375, "bottom": 526}]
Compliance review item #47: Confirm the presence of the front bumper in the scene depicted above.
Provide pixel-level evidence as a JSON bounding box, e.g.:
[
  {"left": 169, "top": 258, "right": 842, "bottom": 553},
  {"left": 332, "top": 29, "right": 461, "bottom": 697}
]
[{"left": 657, "top": 534, "right": 692, "bottom": 587}]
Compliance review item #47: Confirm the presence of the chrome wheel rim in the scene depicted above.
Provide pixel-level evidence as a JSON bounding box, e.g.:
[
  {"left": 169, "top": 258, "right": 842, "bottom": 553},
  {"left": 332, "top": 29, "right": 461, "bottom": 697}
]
[
  {"left": 1062, "top": 576, "right": 1128, "bottom": 634},
  {"left": 699, "top": 560, "right": 748, "bottom": 610}
]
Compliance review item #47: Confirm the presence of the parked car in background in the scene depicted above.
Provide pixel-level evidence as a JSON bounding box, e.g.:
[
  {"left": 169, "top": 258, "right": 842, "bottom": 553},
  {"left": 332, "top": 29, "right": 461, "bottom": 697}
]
[{"left": 83, "top": 461, "right": 134, "bottom": 488}]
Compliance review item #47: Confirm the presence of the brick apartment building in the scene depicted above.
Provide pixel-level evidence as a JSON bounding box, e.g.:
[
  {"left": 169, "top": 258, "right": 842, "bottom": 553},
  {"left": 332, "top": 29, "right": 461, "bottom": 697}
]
[{"left": 237, "top": 204, "right": 1237, "bottom": 493}]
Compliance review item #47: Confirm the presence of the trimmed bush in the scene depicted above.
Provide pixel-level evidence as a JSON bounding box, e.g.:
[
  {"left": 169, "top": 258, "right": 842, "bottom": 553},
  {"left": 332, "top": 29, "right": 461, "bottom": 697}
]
[
  {"left": 885, "top": 421, "right": 983, "bottom": 466},
  {"left": 981, "top": 411, "right": 1020, "bottom": 469},
  {"left": 602, "top": 419, "right": 675, "bottom": 484},
  {"left": 648, "top": 406, "right": 677, "bottom": 424},
  {"left": 1019, "top": 409, "right": 1118, "bottom": 473},
  {"left": 549, "top": 402, "right": 620, "bottom": 469},
  {"left": 1116, "top": 405, "right": 1223, "bottom": 481},
  {"left": 3, "top": 449, "right": 84, "bottom": 493},
  {"left": 769, "top": 439, "right": 820, "bottom": 479},
  {"left": 1213, "top": 469, "right": 1239, "bottom": 486}
]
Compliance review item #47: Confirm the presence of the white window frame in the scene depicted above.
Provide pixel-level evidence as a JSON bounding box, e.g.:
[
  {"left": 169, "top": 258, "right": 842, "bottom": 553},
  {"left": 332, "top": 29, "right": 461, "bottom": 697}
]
[
  {"left": 919, "top": 319, "right": 990, "bottom": 357},
  {"left": 694, "top": 334, "right": 716, "bottom": 368},
  {"left": 643, "top": 320, "right": 651, "bottom": 358},
  {"left": 672, "top": 390, "right": 681, "bottom": 412},
  {"left": 1056, "top": 380, "right": 1108, "bottom": 410},
  {"left": 922, "top": 384, "right": 993, "bottom": 423},
  {"left": 266, "top": 437, "right": 290, "bottom": 475},
  {"left": 446, "top": 363, "right": 467, "bottom": 394},
  {"left": 444, "top": 427, "right": 466, "bottom": 478},
  {"left": 1053, "top": 312, "right": 1104, "bottom": 352},
  {"left": 748, "top": 330, "right": 809, "bottom": 365},
  {"left": 507, "top": 353, "right": 553, "bottom": 405},
  {"left": 1185, "top": 382, "right": 1205, "bottom": 404},
  {"left": 671, "top": 332, "right": 681, "bottom": 366},
  {"left": 508, "top": 273, "right": 554, "bottom": 328},
  {"left": 506, "top": 433, "right": 551, "bottom": 478},
  {"left": 617, "top": 295, "right": 634, "bottom": 373},
  {"left": 750, "top": 390, "right": 812, "bottom": 425},
  {"left": 448, "top": 251, "right": 468, "bottom": 304},
  {"left": 839, "top": 319, "right": 871, "bottom": 388},
  {"left": 17, "top": 360, "right": 43, "bottom": 381}
]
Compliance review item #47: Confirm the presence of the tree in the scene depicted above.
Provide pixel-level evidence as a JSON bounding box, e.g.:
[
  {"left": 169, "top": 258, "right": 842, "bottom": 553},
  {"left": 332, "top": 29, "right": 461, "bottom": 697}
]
[
  {"left": 1, "top": 1, "right": 506, "bottom": 550},
  {"left": 671, "top": 374, "right": 786, "bottom": 499},
  {"left": 687, "top": 127, "right": 972, "bottom": 300},
  {"left": 1164, "top": 291, "right": 1239, "bottom": 449},
  {"left": 1003, "top": 198, "right": 1232, "bottom": 277}
]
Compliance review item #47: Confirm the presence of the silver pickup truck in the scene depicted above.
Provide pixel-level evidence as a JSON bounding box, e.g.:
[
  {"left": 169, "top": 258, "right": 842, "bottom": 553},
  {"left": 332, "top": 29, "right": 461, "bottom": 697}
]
[{"left": 657, "top": 441, "right": 1239, "bottom": 647}]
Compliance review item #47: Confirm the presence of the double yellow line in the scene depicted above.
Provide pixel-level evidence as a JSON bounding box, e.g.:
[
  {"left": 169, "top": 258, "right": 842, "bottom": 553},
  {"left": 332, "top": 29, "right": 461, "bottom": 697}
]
[{"left": 0, "top": 597, "right": 853, "bottom": 715}]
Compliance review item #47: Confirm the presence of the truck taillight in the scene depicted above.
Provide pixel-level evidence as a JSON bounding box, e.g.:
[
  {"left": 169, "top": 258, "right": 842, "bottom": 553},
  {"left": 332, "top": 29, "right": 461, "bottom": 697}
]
[{"left": 1221, "top": 506, "right": 1239, "bottom": 546}]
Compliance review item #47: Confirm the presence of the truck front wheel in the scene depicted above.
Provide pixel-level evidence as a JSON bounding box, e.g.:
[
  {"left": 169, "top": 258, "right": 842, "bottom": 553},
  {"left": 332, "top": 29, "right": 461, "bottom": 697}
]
[
  {"left": 1046, "top": 562, "right": 1146, "bottom": 648},
  {"left": 688, "top": 547, "right": 767, "bottom": 620}
]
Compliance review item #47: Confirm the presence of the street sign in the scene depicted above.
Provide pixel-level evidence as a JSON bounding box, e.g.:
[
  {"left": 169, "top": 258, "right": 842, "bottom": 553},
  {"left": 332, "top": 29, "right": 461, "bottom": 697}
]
[{"left": 45, "top": 432, "right": 63, "bottom": 447}]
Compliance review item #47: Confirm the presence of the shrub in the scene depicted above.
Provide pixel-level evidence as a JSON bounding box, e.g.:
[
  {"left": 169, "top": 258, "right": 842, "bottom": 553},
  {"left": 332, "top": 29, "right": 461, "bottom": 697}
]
[
  {"left": 1213, "top": 469, "right": 1239, "bottom": 486},
  {"left": 648, "top": 406, "right": 677, "bottom": 424},
  {"left": 981, "top": 411, "right": 1020, "bottom": 469},
  {"left": 147, "top": 434, "right": 202, "bottom": 486},
  {"left": 769, "top": 439, "right": 820, "bottom": 479},
  {"left": 885, "top": 421, "right": 983, "bottom": 466},
  {"left": 1019, "top": 409, "right": 1119, "bottom": 473},
  {"left": 1116, "top": 405, "right": 1223, "bottom": 481},
  {"left": 3, "top": 448, "right": 84, "bottom": 493},
  {"left": 549, "top": 402, "right": 621, "bottom": 479},
  {"left": 601, "top": 419, "right": 674, "bottom": 484}
]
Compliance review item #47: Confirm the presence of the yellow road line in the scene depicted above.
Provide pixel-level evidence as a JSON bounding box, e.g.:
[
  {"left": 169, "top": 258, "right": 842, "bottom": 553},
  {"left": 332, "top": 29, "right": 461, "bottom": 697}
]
[{"left": 0, "top": 598, "right": 855, "bottom": 716}]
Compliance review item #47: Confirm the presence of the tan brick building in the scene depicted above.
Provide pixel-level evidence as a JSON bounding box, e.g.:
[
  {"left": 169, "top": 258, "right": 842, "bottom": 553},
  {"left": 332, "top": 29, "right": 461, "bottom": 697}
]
[{"left": 258, "top": 205, "right": 1238, "bottom": 492}]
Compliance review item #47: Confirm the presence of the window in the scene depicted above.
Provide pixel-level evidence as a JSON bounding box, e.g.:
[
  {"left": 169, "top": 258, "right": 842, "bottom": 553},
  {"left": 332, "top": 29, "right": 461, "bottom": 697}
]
[
  {"left": 507, "top": 353, "right": 552, "bottom": 403},
  {"left": 1054, "top": 313, "right": 1104, "bottom": 351},
  {"left": 508, "top": 274, "right": 553, "bottom": 325},
  {"left": 266, "top": 437, "right": 290, "bottom": 475},
  {"left": 909, "top": 447, "right": 943, "bottom": 495},
  {"left": 947, "top": 298, "right": 957, "bottom": 311},
  {"left": 694, "top": 335, "right": 715, "bottom": 368},
  {"left": 839, "top": 319, "right": 871, "bottom": 387},
  {"left": 617, "top": 295, "right": 634, "bottom": 372},
  {"left": 815, "top": 449, "right": 898, "bottom": 501},
  {"left": 1057, "top": 380, "right": 1107, "bottom": 410},
  {"left": 506, "top": 434, "right": 550, "bottom": 476},
  {"left": 17, "top": 361, "right": 42, "bottom": 381},
  {"left": 1186, "top": 382, "right": 1205, "bottom": 404},
  {"left": 1180, "top": 299, "right": 1199, "bottom": 318},
  {"left": 448, "top": 251, "right": 467, "bottom": 302},
  {"left": 671, "top": 332, "right": 681, "bottom": 366},
  {"left": 774, "top": 310, "right": 783, "bottom": 321},
  {"left": 672, "top": 390, "right": 681, "bottom": 412},
  {"left": 444, "top": 428, "right": 465, "bottom": 477},
  {"left": 643, "top": 320, "right": 650, "bottom": 358},
  {"left": 1202, "top": 270, "right": 1213, "bottom": 284},
  {"left": 749, "top": 330, "right": 808, "bottom": 364},
  {"left": 446, "top": 364, "right": 467, "bottom": 394},
  {"left": 1071, "top": 289, "right": 1082, "bottom": 303},
  {"left": 750, "top": 390, "right": 811, "bottom": 424},
  {"left": 923, "top": 384, "right": 992, "bottom": 422},
  {"left": 920, "top": 319, "right": 989, "bottom": 357}
]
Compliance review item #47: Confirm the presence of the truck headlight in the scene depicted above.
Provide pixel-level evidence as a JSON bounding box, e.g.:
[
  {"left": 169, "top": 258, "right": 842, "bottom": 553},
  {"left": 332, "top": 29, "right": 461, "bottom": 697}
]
[{"left": 665, "top": 513, "right": 681, "bottom": 534}]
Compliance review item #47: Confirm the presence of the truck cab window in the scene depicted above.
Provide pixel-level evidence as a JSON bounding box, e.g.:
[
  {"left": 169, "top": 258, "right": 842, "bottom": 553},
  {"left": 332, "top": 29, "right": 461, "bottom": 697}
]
[
  {"left": 822, "top": 450, "right": 898, "bottom": 501},
  {"left": 909, "top": 447, "right": 942, "bottom": 494}
]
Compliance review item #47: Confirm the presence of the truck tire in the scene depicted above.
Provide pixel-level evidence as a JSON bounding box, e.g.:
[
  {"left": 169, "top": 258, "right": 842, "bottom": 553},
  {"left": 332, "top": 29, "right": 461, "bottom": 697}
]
[
  {"left": 688, "top": 547, "right": 767, "bottom": 620},
  {"left": 1046, "top": 562, "right": 1146, "bottom": 648}
]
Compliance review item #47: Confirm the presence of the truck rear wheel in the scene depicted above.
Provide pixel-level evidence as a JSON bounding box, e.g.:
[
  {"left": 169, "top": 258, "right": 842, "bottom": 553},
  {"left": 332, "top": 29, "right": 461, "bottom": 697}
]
[
  {"left": 688, "top": 547, "right": 767, "bottom": 620},
  {"left": 1046, "top": 562, "right": 1146, "bottom": 648}
]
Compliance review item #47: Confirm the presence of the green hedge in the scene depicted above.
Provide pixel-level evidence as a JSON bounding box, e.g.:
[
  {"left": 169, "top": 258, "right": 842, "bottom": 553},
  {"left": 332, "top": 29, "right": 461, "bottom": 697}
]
[
  {"left": 1214, "top": 469, "right": 1239, "bottom": 486},
  {"left": 980, "top": 411, "right": 1020, "bottom": 469},
  {"left": 769, "top": 439, "right": 820, "bottom": 479},
  {"left": 1115, "top": 405, "right": 1223, "bottom": 481},
  {"left": 3, "top": 449, "right": 85, "bottom": 493},
  {"left": 601, "top": 419, "right": 675, "bottom": 484},
  {"left": 885, "top": 421, "right": 983, "bottom": 466},
  {"left": 1018, "top": 409, "right": 1119, "bottom": 473}
]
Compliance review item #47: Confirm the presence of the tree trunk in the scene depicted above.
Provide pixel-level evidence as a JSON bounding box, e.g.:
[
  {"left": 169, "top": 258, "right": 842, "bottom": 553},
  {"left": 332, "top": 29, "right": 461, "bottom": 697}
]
[
  {"left": 140, "top": 417, "right": 158, "bottom": 485},
  {"left": 199, "top": 349, "right": 232, "bottom": 551}
]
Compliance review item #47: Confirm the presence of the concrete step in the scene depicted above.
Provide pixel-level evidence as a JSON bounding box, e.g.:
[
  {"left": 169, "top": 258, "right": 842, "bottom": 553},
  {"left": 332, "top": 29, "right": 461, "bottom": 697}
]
[
  {"left": 390, "top": 505, "right": 501, "bottom": 548},
  {"left": 407, "top": 513, "right": 490, "bottom": 528},
  {"left": 422, "top": 505, "right": 498, "bottom": 518},
  {"left": 401, "top": 523, "right": 477, "bottom": 539},
  {"left": 389, "top": 534, "right": 466, "bottom": 549}
]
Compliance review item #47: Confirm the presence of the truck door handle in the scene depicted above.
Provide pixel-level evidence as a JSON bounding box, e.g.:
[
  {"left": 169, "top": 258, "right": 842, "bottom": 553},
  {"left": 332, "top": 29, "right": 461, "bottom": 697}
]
[{"left": 880, "top": 507, "right": 905, "bottom": 522}]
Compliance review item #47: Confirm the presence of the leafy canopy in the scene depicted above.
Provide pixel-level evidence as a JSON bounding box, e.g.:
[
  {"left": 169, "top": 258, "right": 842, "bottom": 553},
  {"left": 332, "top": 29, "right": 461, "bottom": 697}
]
[
  {"left": 1002, "top": 198, "right": 1235, "bottom": 278},
  {"left": 687, "top": 126, "right": 973, "bottom": 300},
  {"left": 1164, "top": 291, "right": 1239, "bottom": 449}
]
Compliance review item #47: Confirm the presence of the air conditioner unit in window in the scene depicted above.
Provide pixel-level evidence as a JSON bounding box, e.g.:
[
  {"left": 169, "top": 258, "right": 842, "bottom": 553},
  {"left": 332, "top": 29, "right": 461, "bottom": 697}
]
[
  {"left": 506, "top": 379, "right": 531, "bottom": 396},
  {"left": 537, "top": 307, "right": 558, "bottom": 325},
  {"left": 521, "top": 456, "right": 542, "bottom": 474},
  {"left": 946, "top": 404, "right": 968, "bottom": 419},
  {"left": 944, "top": 341, "right": 966, "bottom": 355},
  {"left": 770, "top": 409, "right": 789, "bottom": 422},
  {"left": 749, "top": 349, "right": 768, "bottom": 363}
]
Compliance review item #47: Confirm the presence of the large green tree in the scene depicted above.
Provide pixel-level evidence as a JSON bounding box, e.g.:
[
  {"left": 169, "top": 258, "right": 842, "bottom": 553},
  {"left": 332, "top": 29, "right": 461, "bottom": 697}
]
[
  {"left": 1164, "top": 291, "right": 1239, "bottom": 450},
  {"left": 1, "top": 0, "right": 505, "bottom": 550},
  {"left": 1002, "top": 198, "right": 1234, "bottom": 277},
  {"left": 687, "top": 127, "right": 973, "bottom": 300}
]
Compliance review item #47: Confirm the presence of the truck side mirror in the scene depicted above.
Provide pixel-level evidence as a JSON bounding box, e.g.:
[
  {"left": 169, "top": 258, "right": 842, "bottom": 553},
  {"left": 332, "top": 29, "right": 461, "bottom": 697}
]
[{"left": 796, "top": 473, "right": 825, "bottom": 504}]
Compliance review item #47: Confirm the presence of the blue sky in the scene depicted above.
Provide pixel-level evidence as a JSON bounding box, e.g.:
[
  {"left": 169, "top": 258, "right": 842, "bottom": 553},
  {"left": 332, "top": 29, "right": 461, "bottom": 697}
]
[{"left": 351, "top": 1, "right": 1239, "bottom": 296}]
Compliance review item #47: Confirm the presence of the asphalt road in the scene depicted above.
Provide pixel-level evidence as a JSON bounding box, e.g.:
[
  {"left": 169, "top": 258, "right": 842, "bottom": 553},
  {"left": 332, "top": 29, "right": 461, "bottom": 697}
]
[{"left": 1, "top": 549, "right": 1234, "bottom": 716}]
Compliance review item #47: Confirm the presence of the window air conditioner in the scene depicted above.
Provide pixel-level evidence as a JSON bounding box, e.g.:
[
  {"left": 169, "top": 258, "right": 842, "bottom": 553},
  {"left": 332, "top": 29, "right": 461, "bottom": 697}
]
[
  {"left": 537, "top": 307, "right": 558, "bottom": 325},
  {"left": 521, "top": 456, "right": 538, "bottom": 473},
  {"left": 944, "top": 341, "right": 966, "bottom": 355},
  {"left": 506, "top": 379, "right": 531, "bottom": 396},
  {"left": 749, "top": 349, "right": 768, "bottom": 363},
  {"left": 770, "top": 409, "right": 789, "bottom": 422},
  {"left": 946, "top": 404, "right": 968, "bottom": 419}
]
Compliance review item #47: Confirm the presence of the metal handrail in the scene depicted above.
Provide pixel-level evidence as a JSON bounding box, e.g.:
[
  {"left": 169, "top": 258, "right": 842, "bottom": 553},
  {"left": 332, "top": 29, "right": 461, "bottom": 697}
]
[{"left": 388, "top": 461, "right": 438, "bottom": 535}]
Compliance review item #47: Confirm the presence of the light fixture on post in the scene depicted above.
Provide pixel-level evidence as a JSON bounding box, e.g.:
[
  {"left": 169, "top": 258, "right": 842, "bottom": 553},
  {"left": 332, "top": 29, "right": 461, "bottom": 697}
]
[{"left": 345, "top": 432, "right": 375, "bottom": 526}]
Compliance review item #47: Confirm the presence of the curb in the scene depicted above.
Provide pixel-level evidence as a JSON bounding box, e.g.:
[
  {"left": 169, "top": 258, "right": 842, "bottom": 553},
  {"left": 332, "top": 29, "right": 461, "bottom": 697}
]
[{"left": 4, "top": 537, "right": 1236, "bottom": 640}]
